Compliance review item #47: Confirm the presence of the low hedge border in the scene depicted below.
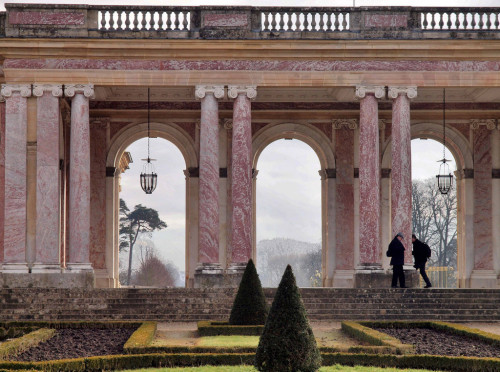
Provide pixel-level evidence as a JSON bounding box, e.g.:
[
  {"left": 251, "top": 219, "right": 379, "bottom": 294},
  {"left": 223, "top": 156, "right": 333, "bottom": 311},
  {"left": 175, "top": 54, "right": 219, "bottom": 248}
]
[
  {"left": 0, "top": 321, "right": 141, "bottom": 330},
  {"left": 197, "top": 321, "right": 264, "bottom": 336},
  {"left": 0, "top": 328, "right": 56, "bottom": 361},
  {"left": 123, "top": 322, "right": 157, "bottom": 351},
  {"left": 341, "top": 321, "right": 413, "bottom": 354},
  {"left": 359, "top": 321, "right": 500, "bottom": 347},
  {"left": 0, "top": 327, "right": 39, "bottom": 342},
  {"left": 0, "top": 351, "right": 499, "bottom": 371}
]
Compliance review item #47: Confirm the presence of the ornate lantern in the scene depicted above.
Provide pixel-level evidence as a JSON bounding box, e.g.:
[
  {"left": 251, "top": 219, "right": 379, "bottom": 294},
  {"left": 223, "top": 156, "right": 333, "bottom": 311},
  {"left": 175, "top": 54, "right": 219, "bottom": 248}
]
[
  {"left": 436, "top": 88, "right": 453, "bottom": 195},
  {"left": 140, "top": 87, "right": 157, "bottom": 194}
]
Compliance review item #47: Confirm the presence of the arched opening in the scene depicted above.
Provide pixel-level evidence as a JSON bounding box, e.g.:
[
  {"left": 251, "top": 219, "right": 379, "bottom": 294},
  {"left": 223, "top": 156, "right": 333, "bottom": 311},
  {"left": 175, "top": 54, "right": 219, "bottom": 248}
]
[
  {"left": 256, "top": 139, "right": 321, "bottom": 287},
  {"left": 119, "top": 137, "right": 186, "bottom": 287},
  {"left": 411, "top": 138, "right": 458, "bottom": 288}
]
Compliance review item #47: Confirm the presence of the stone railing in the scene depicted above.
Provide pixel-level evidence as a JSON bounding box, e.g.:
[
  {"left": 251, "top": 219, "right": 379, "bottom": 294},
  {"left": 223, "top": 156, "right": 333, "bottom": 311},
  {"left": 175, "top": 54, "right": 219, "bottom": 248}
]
[{"left": 3, "top": 4, "right": 500, "bottom": 39}]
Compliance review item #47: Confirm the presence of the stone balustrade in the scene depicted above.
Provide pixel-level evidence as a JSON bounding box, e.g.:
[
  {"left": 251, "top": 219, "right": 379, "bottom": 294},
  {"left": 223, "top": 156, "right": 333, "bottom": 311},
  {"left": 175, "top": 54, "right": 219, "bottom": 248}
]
[{"left": 2, "top": 4, "right": 500, "bottom": 39}]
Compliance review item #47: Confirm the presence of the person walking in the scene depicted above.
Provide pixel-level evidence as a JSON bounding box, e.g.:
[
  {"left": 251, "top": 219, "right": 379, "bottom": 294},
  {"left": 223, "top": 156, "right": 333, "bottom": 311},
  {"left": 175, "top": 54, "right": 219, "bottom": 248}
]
[
  {"left": 412, "top": 234, "right": 432, "bottom": 288},
  {"left": 387, "top": 232, "right": 406, "bottom": 288}
]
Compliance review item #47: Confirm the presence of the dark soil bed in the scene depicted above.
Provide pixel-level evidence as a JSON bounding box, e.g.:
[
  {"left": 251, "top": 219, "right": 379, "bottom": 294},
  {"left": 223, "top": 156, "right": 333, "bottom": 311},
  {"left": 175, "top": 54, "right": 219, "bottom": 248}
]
[
  {"left": 11, "top": 327, "right": 136, "bottom": 362},
  {"left": 373, "top": 327, "right": 500, "bottom": 358}
]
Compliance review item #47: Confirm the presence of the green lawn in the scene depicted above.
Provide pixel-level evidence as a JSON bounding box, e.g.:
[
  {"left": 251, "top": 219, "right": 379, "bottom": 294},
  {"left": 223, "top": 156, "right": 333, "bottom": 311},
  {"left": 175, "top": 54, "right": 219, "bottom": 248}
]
[
  {"left": 196, "top": 335, "right": 260, "bottom": 347},
  {"left": 122, "top": 366, "right": 442, "bottom": 372}
]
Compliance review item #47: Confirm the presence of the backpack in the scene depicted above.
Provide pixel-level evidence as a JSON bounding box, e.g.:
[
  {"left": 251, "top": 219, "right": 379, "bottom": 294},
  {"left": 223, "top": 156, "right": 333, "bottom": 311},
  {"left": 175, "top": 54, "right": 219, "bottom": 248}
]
[{"left": 423, "top": 243, "right": 431, "bottom": 258}]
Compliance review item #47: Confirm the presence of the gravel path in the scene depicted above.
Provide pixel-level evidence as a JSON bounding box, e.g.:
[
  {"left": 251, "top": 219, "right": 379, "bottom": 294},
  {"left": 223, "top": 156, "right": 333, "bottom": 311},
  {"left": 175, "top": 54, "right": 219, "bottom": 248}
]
[{"left": 373, "top": 327, "right": 500, "bottom": 358}]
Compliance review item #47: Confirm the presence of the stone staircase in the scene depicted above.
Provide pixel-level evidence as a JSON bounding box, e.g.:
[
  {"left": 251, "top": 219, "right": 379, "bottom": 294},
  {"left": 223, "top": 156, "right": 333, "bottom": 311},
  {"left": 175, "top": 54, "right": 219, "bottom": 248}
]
[{"left": 0, "top": 288, "right": 499, "bottom": 322}]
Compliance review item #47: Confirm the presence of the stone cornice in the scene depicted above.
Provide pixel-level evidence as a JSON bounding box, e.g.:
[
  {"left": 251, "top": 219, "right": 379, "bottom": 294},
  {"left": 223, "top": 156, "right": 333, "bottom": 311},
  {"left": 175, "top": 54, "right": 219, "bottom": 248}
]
[
  {"left": 332, "top": 119, "right": 358, "bottom": 130},
  {"left": 355, "top": 85, "right": 385, "bottom": 99},
  {"left": 1, "top": 84, "right": 31, "bottom": 98},
  {"left": 470, "top": 119, "right": 497, "bottom": 130},
  {"left": 227, "top": 85, "right": 257, "bottom": 100},
  {"left": 33, "top": 84, "right": 63, "bottom": 97},
  {"left": 64, "top": 84, "right": 94, "bottom": 98},
  {"left": 195, "top": 85, "right": 224, "bottom": 100},
  {"left": 388, "top": 86, "right": 417, "bottom": 99}
]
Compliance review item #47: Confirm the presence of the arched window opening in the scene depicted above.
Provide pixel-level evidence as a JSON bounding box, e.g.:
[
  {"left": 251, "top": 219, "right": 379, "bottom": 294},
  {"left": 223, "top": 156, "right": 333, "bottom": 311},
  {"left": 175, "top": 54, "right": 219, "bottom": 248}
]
[
  {"left": 411, "top": 138, "right": 457, "bottom": 288},
  {"left": 256, "top": 139, "right": 321, "bottom": 287},
  {"left": 119, "top": 137, "right": 186, "bottom": 287}
]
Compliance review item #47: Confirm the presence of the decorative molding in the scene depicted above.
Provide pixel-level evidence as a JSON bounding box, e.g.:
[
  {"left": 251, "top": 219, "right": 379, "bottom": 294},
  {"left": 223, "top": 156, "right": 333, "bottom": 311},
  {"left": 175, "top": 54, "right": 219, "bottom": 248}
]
[
  {"left": 64, "top": 84, "right": 94, "bottom": 99},
  {"left": 184, "top": 167, "right": 199, "bottom": 178},
  {"left": 332, "top": 119, "right": 358, "bottom": 130},
  {"left": 381, "top": 168, "right": 391, "bottom": 178},
  {"left": 492, "top": 169, "right": 500, "bottom": 179},
  {"left": 227, "top": 85, "right": 257, "bottom": 100},
  {"left": 470, "top": 119, "right": 496, "bottom": 130},
  {"left": 319, "top": 168, "right": 336, "bottom": 179},
  {"left": 33, "top": 84, "right": 63, "bottom": 98},
  {"left": 90, "top": 117, "right": 110, "bottom": 130},
  {"left": 222, "top": 118, "right": 233, "bottom": 130},
  {"left": 195, "top": 85, "right": 224, "bottom": 100},
  {"left": 105, "top": 167, "right": 116, "bottom": 177},
  {"left": 388, "top": 86, "right": 418, "bottom": 99},
  {"left": 1, "top": 84, "right": 31, "bottom": 98},
  {"left": 219, "top": 167, "right": 228, "bottom": 178},
  {"left": 355, "top": 85, "right": 385, "bottom": 99}
]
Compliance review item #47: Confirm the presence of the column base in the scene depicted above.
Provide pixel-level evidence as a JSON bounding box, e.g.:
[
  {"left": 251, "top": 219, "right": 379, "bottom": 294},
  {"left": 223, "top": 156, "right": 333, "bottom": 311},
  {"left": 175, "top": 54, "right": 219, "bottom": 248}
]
[
  {"left": 94, "top": 268, "right": 116, "bottom": 288},
  {"left": 469, "top": 270, "right": 498, "bottom": 288},
  {"left": 31, "top": 263, "right": 62, "bottom": 274},
  {"left": 1, "top": 263, "right": 29, "bottom": 273},
  {"left": 354, "top": 264, "right": 386, "bottom": 288},
  {"left": 66, "top": 263, "right": 93, "bottom": 272},
  {"left": 332, "top": 270, "right": 355, "bottom": 288},
  {"left": 0, "top": 271, "right": 94, "bottom": 288}
]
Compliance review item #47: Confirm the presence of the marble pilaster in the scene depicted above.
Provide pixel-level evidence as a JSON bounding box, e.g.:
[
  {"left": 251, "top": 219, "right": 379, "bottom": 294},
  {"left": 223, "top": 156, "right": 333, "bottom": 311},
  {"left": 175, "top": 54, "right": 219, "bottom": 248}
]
[
  {"left": 356, "top": 86, "right": 384, "bottom": 269},
  {"left": 0, "top": 99, "right": 4, "bottom": 264},
  {"left": 32, "top": 85, "right": 63, "bottom": 272},
  {"left": 388, "top": 86, "right": 416, "bottom": 264},
  {"left": 1, "top": 84, "right": 31, "bottom": 272},
  {"left": 228, "top": 86, "right": 256, "bottom": 269},
  {"left": 65, "top": 84, "right": 94, "bottom": 272},
  {"left": 195, "top": 85, "right": 224, "bottom": 278}
]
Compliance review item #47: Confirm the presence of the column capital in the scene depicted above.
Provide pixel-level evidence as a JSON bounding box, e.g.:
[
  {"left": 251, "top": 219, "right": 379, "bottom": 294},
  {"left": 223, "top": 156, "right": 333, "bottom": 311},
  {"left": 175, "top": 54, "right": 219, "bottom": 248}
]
[
  {"left": 355, "top": 85, "right": 385, "bottom": 99},
  {"left": 1, "top": 84, "right": 32, "bottom": 98},
  {"left": 470, "top": 119, "right": 497, "bottom": 130},
  {"left": 195, "top": 85, "right": 224, "bottom": 100},
  {"left": 33, "top": 84, "right": 63, "bottom": 97},
  {"left": 228, "top": 85, "right": 257, "bottom": 100},
  {"left": 64, "top": 84, "right": 95, "bottom": 99},
  {"left": 388, "top": 86, "right": 418, "bottom": 99},
  {"left": 332, "top": 119, "right": 358, "bottom": 130},
  {"left": 221, "top": 118, "right": 233, "bottom": 129}
]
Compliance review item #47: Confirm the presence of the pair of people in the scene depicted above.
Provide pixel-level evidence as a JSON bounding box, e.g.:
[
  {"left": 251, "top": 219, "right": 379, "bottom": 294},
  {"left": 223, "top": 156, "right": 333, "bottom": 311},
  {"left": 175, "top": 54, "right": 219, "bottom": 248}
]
[{"left": 387, "top": 233, "right": 432, "bottom": 288}]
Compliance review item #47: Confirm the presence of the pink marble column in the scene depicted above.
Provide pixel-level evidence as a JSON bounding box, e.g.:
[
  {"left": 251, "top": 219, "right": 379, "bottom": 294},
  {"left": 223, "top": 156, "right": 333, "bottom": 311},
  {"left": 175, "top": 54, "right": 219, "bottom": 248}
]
[
  {"left": 473, "top": 125, "right": 493, "bottom": 270},
  {"left": 64, "top": 84, "right": 94, "bottom": 271},
  {"left": 0, "top": 84, "right": 31, "bottom": 272},
  {"left": 228, "top": 86, "right": 256, "bottom": 267},
  {"left": 389, "top": 87, "right": 417, "bottom": 264},
  {"left": 356, "top": 86, "right": 384, "bottom": 268},
  {"left": 195, "top": 85, "right": 224, "bottom": 268},
  {"left": 0, "top": 99, "right": 5, "bottom": 264},
  {"left": 33, "top": 84, "right": 63, "bottom": 272}
]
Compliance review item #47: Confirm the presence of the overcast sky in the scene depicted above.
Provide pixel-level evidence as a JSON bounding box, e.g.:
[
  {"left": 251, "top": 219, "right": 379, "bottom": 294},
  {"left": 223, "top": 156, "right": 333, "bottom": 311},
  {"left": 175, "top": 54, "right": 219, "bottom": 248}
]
[{"left": 1, "top": 0, "right": 467, "bottom": 277}]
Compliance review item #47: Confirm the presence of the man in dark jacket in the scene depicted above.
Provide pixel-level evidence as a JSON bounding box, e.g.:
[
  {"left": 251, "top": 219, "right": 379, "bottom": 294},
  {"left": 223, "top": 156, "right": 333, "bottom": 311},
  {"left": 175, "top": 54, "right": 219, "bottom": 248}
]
[
  {"left": 387, "top": 232, "right": 406, "bottom": 288},
  {"left": 412, "top": 234, "right": 432, "bottom": 288}
]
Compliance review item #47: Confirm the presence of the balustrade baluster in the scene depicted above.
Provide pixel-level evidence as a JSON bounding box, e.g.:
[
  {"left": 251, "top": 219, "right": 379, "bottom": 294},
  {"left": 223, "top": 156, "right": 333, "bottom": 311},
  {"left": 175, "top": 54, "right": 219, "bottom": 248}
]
[
  {"left": 454, "top": 13, "right": 461, "bottom": 29},
  {"left": 133, "top": 11, "right": 139, "bottom": 30},
  {"left": 303, "top": 12, "right": 310, "bottom": 31},
  {"left": 117, "top": 10, "right": 123, "bottom": 30},
  {"left": 166, "top": 12, "right": 172, "bottom": 30},
  {"left": 343, "top": 13, "right": 349, "bottom": 30},
  {"left": 100, "top": 11, "right": 107, "bottom": 30},
  {"left": 287, "top": 12, "right": 293, "bottom": 31},
  {"left": 311, "top": 12, "right": 317, "bottom": 31},
  {"left": 479, "top": 12, "right": 485, "bottom": 29},
  {"left": 158, "top": 11, "right": 164, "bottom": 30},
  {"left": 421, "top": 13, "right": 428, "bottom": 29},
  {"left": 318, "top": 12, "right": 325, "bottom": 31},
  {"left": 486, "top": 13, "right": 492, "bottom": 30},
  {"left": 262, "top": 12, "right": 269, "bottom": 31},
  {"left": 334, "top": 12, "right": 340, "bottom": 31},
  {"left": 438, "top": 12, "right": 444, "bottom": 29},
  {"left": 183, "top": 11, "right": 189, "bottom": 30},
  {"left": 471, "top": 12, "right": 477, "bottom": 29},
  {"left": 124, "top": 11, "right": 131, "bottom": 30},
  {"left": 271, "top": 12, "right": 277, "bottom": 31},
  {"left": 295, "top": 12, "right": 301, "bottom": 31},
  {"left": 279, "top": 13, "right": 285, "bottom": 31},
  {"left": 140, "top": 11, "right": 147, "bottom": 30},
  {"left": 495, "top": 13, "right": 500, "bottom": 30},
  {"left": 463, "top": 12, "right": 469, "bottom": 29},
  {"left": 430, "top": 13, "right": 436, "bottom": 29},
  {"left": 325, "top": 12, "right": 332, "bottom": 31},
  {"left": 174, "top": 12, "right": 180, "bottom": 30},
  {"left": 447, "top": 12, "right": 452, "bottom": 29}
]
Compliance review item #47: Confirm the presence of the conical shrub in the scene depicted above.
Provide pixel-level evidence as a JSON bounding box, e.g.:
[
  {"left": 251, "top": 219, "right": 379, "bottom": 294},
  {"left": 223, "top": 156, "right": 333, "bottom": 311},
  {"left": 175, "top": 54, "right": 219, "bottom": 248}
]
[
  {"left": 229, "top": 259, "right": 268, "bottom": 325},
  {"left": 255, "top": 264, "right": 321, "bottom": 372}
]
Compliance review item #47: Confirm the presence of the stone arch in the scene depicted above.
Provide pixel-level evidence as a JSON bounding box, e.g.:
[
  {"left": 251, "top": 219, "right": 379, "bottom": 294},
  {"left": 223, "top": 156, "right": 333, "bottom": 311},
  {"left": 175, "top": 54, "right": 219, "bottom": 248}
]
[
  {"left": 105, "top": 121, "right": 198, "bottom": 288},
  {"left": 251, "top": 122, "right": 335, "bottom": 287}
]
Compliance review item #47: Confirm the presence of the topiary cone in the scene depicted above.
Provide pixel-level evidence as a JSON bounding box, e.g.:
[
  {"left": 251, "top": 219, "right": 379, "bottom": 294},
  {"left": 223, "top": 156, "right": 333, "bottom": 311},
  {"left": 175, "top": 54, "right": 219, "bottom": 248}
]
[
  {"left": 255, "top": 264, "right": 321, "bottom": 372},
  {"left": 229, "top": 259, "right": 269, "bottom": 325}
]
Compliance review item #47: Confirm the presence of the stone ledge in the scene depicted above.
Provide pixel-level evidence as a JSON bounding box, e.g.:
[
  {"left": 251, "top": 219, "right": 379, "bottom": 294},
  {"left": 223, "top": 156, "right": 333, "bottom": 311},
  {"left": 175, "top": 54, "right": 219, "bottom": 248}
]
[{"left": 0, "top": 272, "right": 94, "bottom": 289}]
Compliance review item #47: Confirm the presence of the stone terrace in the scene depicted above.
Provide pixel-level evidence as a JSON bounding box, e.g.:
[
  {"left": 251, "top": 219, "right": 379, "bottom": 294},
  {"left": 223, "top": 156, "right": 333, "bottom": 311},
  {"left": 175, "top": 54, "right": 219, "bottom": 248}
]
[{"left": 1, "top": 288, "right": 499, "bottom": 322}]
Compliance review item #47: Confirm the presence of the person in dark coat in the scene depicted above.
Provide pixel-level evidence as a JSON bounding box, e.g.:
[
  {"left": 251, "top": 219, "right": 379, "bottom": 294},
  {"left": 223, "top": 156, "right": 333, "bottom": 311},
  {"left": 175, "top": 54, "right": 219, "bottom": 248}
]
[
  {"left": 387, "top": 232, "right": 406, "bottom": 288},
  {"left": 412, "top": 234, "right": 432, "bottom": 288}
]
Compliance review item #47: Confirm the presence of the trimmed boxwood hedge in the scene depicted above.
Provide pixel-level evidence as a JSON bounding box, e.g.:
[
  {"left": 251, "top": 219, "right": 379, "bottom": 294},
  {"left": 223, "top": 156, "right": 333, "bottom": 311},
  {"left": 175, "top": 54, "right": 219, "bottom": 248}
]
[
  {"left": 0, "top": 321, "right": 141, "bottom": 329},
  {"left": 197, "top": 321, "right": 264, "bottom": 336},
  {"left": 0, "top": 328, "right": 56, "bottom": 361},
  {"left": 123, "top": 321, "right": 157, "bottom": 351}
]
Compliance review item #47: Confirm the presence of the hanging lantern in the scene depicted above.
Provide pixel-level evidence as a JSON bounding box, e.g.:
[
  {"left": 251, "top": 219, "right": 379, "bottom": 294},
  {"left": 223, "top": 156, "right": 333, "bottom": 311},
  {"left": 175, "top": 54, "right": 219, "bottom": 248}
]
[
  {"left": 436, "top": 88, "right": 453, "bottom": 195},
  {"left": 140, "top": 87, "right": 157, "bottom": 194}
]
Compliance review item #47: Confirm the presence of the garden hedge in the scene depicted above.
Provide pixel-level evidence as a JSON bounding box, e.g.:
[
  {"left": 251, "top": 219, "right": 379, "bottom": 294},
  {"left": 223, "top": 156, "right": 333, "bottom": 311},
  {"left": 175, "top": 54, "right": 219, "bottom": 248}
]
[
  {"left": 0, "top": 328, "right": 55, "bottom": 361},
  {"left": 123, "top": 321, "right": 157, "bottom": 351},
  {"left": 0, "top": 321, "right": 141, "bottom": 329},
  {"left": 197, "top": 321, "right": 264, "bottom": 336}
]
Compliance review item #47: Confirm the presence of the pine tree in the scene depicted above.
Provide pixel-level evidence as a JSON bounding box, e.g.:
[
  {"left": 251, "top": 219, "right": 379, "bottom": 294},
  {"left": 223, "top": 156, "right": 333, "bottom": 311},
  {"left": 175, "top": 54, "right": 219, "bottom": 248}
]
[
  {"left": 255, "top": 264, "right": 321, "bottom": 372},
  {"left": 229, "top": 259, "right": 268, "bottom": 325}
]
